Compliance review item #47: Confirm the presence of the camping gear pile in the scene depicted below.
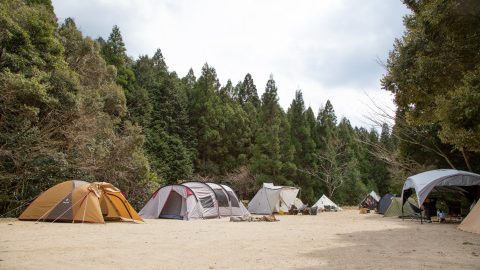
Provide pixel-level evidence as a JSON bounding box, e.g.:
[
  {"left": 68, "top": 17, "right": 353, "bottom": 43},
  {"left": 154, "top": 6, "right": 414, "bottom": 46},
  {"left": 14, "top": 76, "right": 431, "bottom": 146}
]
[{"left": 230, "top": 214, "right": 279, "bottom": 222}]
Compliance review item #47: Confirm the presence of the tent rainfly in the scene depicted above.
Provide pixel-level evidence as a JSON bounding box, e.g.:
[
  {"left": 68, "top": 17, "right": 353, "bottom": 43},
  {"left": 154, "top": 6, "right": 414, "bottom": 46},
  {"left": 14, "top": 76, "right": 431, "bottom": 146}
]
[
  {"left": 370, "top": 191, "right": 381, "bottom": 202},
  {"left": 377, "top": 193, "right": 394, "bottom": 214},
  {"left": 19, "top": 180, "right": 143, "bottom": 223},
  {"left": 458, "top": 201, "right": 480, "bottom": 234},
  {"left": 293, "top": 198, "right": 305, "bottom": 210},
  {"left": 248, "top": 183, "right": 299, "bottom": 214},
  {"left": 313, "top": 195, "right": 342, "bottom": 211},
  {"left": 401, "top": 169, "right": 480, "bottom": 208},
  {"left": 383, "top": 197, "right": 421, "bottom": 218},
  {"left": 359, "top": 191, "right": 380, "bottom": 210},
  {"left": 139, "top": 182, "right": 249, "bottom": 220}
]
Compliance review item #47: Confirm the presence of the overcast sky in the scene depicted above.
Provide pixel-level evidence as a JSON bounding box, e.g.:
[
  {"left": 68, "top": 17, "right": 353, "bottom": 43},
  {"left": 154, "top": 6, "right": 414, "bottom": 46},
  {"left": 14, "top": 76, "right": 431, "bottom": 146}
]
[{"left": 52, "top": 0, "right": 409, "bottom": 128}]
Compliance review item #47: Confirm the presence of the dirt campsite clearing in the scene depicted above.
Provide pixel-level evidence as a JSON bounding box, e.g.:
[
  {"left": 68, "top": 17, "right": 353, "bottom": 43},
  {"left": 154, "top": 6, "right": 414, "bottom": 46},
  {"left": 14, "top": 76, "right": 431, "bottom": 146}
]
[{"left": 0, "top": 209, "right": 479, "bottom": 270}]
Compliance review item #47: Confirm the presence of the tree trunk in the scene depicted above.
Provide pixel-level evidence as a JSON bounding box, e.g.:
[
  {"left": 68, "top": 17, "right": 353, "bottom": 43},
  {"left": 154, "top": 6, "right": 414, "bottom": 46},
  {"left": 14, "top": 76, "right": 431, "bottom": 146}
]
[{"left": 461, "top": 148, "right": 472, "bottom": 172}]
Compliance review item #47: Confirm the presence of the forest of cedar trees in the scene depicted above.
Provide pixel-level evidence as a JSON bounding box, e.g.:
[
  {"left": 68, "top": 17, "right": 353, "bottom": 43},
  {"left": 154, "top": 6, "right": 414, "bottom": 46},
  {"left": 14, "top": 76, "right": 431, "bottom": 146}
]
[{"left": 1, "top": 0, "right": 479, "bottom": 215}]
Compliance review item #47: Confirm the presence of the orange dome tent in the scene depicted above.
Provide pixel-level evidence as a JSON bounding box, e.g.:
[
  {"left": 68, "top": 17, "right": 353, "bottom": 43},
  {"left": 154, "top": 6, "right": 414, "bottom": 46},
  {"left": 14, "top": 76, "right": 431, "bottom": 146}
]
[{"left": 19, "top": 180, "right": 143, "bottom": 224}]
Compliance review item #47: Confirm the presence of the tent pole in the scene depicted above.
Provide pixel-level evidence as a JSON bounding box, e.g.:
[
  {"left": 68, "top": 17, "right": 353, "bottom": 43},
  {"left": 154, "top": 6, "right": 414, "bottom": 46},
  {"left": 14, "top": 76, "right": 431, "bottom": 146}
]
[
  {"left": 401, "top": 191, "right": 404, "bottom": 221},
  {"left": 402, "top": 204, "right": 404, "bottom": 221},
  {"left": 420, "top": 206, "right": 423, "bottom": 224}
]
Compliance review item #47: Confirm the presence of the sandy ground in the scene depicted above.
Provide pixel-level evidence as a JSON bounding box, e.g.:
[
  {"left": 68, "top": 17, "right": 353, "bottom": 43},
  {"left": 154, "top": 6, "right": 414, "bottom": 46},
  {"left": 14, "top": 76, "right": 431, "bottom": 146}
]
[{"left": 0, "top": 210, "right": 479, "bottom": 270}]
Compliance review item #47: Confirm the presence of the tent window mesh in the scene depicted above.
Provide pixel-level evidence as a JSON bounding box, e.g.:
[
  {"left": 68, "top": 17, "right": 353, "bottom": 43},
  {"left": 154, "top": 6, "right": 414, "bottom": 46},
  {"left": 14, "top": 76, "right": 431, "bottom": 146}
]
[
  {"left": 199, "top": 196, "right": 214, "bottom": 208},
  {"left": 213, "top": 189, "right": 229, "bottom": 207},
  {"left": 227, "top": 191, "right": 239, "bottom": 207}
]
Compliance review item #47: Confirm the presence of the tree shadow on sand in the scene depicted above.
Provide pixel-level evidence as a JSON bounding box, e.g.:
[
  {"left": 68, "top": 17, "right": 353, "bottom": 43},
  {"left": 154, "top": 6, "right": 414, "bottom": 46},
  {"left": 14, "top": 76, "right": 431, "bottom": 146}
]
[{"left": 296, "top": 219, "right": 480, "bottom": 270}]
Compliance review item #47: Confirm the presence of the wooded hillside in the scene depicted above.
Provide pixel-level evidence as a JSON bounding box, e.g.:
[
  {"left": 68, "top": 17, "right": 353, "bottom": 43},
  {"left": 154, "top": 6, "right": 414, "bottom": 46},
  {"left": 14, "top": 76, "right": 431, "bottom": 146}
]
[{"left": 1, "top": 0, "right": 478, "bottom": 215}]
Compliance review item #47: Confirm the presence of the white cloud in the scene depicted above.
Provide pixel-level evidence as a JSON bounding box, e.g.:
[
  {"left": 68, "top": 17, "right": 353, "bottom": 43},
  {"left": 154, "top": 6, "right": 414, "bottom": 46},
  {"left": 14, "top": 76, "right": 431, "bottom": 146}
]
[{"left": 52, "top": 0, "right": 409, "bottom": 128}]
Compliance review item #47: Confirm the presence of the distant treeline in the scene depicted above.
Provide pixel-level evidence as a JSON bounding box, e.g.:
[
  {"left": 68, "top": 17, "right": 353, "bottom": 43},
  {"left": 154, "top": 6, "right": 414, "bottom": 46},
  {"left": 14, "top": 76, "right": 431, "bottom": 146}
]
[{"left": 1, "top": 0, "right": 479, "bottom": 215}]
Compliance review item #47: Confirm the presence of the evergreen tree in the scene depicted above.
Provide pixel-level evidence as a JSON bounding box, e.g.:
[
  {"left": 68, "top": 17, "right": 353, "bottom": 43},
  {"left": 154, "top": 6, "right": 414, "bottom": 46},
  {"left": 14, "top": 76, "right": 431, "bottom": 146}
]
[
  {"left": 100, "top": 25, "right": 127, "bottom": 68},
  {"left": 132, "top": 50, "right": 193, "bottom": 183},
  {"left": 334, "top": 118, "right": 365, "bottom": 204},
  {"left": 316, "top": 100, "right": 337, "bottom": 145},
  {"left": 251, "top": 76, "right": 283, "bottom": 183},
  {"left": 238, "top": 73, "right": 260, "bottom": 108},
  {"left": 189, "top": 63, "right": 224, "bottom": 174},
  {"left": 219, "top": 79, "right": 234, "bottom": 101},
  {"left": 287, "top": 90, "right": 316, "bottom": 203}
]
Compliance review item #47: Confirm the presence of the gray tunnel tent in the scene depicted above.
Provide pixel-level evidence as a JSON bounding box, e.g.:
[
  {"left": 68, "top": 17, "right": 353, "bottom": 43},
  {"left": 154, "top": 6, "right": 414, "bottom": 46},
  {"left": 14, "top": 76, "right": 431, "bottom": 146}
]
[
  {"left": 204, "top": 182, "right": 250, "bottom": 217},
  {"left": 139, "top": 184, "right": 204, "bottom": 220},
  {"left": 139, "top": 182, "right": 249, "bottom": 220},
  {"left": 401, "top": 169, "right": 480, "bottom": 222},
  {"left": 182, "top": 182, "right": 220, "bottom": 218},
  {"left": 220, "top": 184, "right": 249, "bottom": 216}
]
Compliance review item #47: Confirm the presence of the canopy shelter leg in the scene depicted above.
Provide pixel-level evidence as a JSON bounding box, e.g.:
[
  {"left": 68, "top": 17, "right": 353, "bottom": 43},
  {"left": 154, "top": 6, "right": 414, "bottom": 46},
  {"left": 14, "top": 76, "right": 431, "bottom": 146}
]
[{"left": 420, "top": 208, "right": 423, "bottom": 224}]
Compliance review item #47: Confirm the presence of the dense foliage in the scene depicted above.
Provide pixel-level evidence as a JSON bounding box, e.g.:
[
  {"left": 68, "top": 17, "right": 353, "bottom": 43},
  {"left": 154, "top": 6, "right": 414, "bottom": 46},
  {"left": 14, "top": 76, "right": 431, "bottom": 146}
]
[
  {"left": 382, "top": 0, "right": 480, "bottom": 179},
  {"left": 3, "top": 0, "right": 478, "bottom": 216}
]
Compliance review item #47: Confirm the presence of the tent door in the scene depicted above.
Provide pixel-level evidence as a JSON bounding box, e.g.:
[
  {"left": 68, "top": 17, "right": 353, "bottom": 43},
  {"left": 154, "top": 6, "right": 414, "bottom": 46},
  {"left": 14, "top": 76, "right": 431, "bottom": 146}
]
[
  {"left": 46, "top": 193, "right": 74, "bottom": 221},
  {"left": 160, "top": 191, "right": 185, "bottom": 220},
  {"left": 101, "top": 194, "right": 125, "bottom": 221}
]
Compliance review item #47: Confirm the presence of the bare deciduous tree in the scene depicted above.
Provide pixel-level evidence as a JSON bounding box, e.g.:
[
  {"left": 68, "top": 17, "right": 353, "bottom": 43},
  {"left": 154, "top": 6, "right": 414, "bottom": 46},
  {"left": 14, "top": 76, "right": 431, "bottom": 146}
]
[{"left": 301, "top": 141, "right": 348, "bottom": 198}]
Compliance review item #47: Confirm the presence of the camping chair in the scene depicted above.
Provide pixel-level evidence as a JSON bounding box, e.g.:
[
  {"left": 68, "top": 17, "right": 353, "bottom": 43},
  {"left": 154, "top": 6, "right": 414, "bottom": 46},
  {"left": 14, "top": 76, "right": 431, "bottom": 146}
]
[
  {"left": 407, "top": 202, "right": 423, "bottom": 221},
  {"left": 302, "top": 207, "right": 311, "bottom": 215},
  {"left": 309, "top": 206, "right": 318, "bottom": 215},
  {"left": 325, "top": 205, "right": 337, "bottom": 212},
  {"left": 289, "top": 205, "right": 299, "bottom": 215},
  {"left": 297, "top": 203, "right": 307, "bottom": 212},
  {"left": 290, "top": 203, "right": 307, "bottom": 215}
]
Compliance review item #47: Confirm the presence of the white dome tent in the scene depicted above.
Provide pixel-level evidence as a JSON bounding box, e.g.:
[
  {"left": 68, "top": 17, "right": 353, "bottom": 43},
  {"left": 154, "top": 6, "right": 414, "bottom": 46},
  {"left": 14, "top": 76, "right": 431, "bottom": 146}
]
[
  {"left": 248, "top": 183, "right": 300, "bottom": 214},
  {"left": 313, "top": 194, "right": 342, "bottom": 211}
]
